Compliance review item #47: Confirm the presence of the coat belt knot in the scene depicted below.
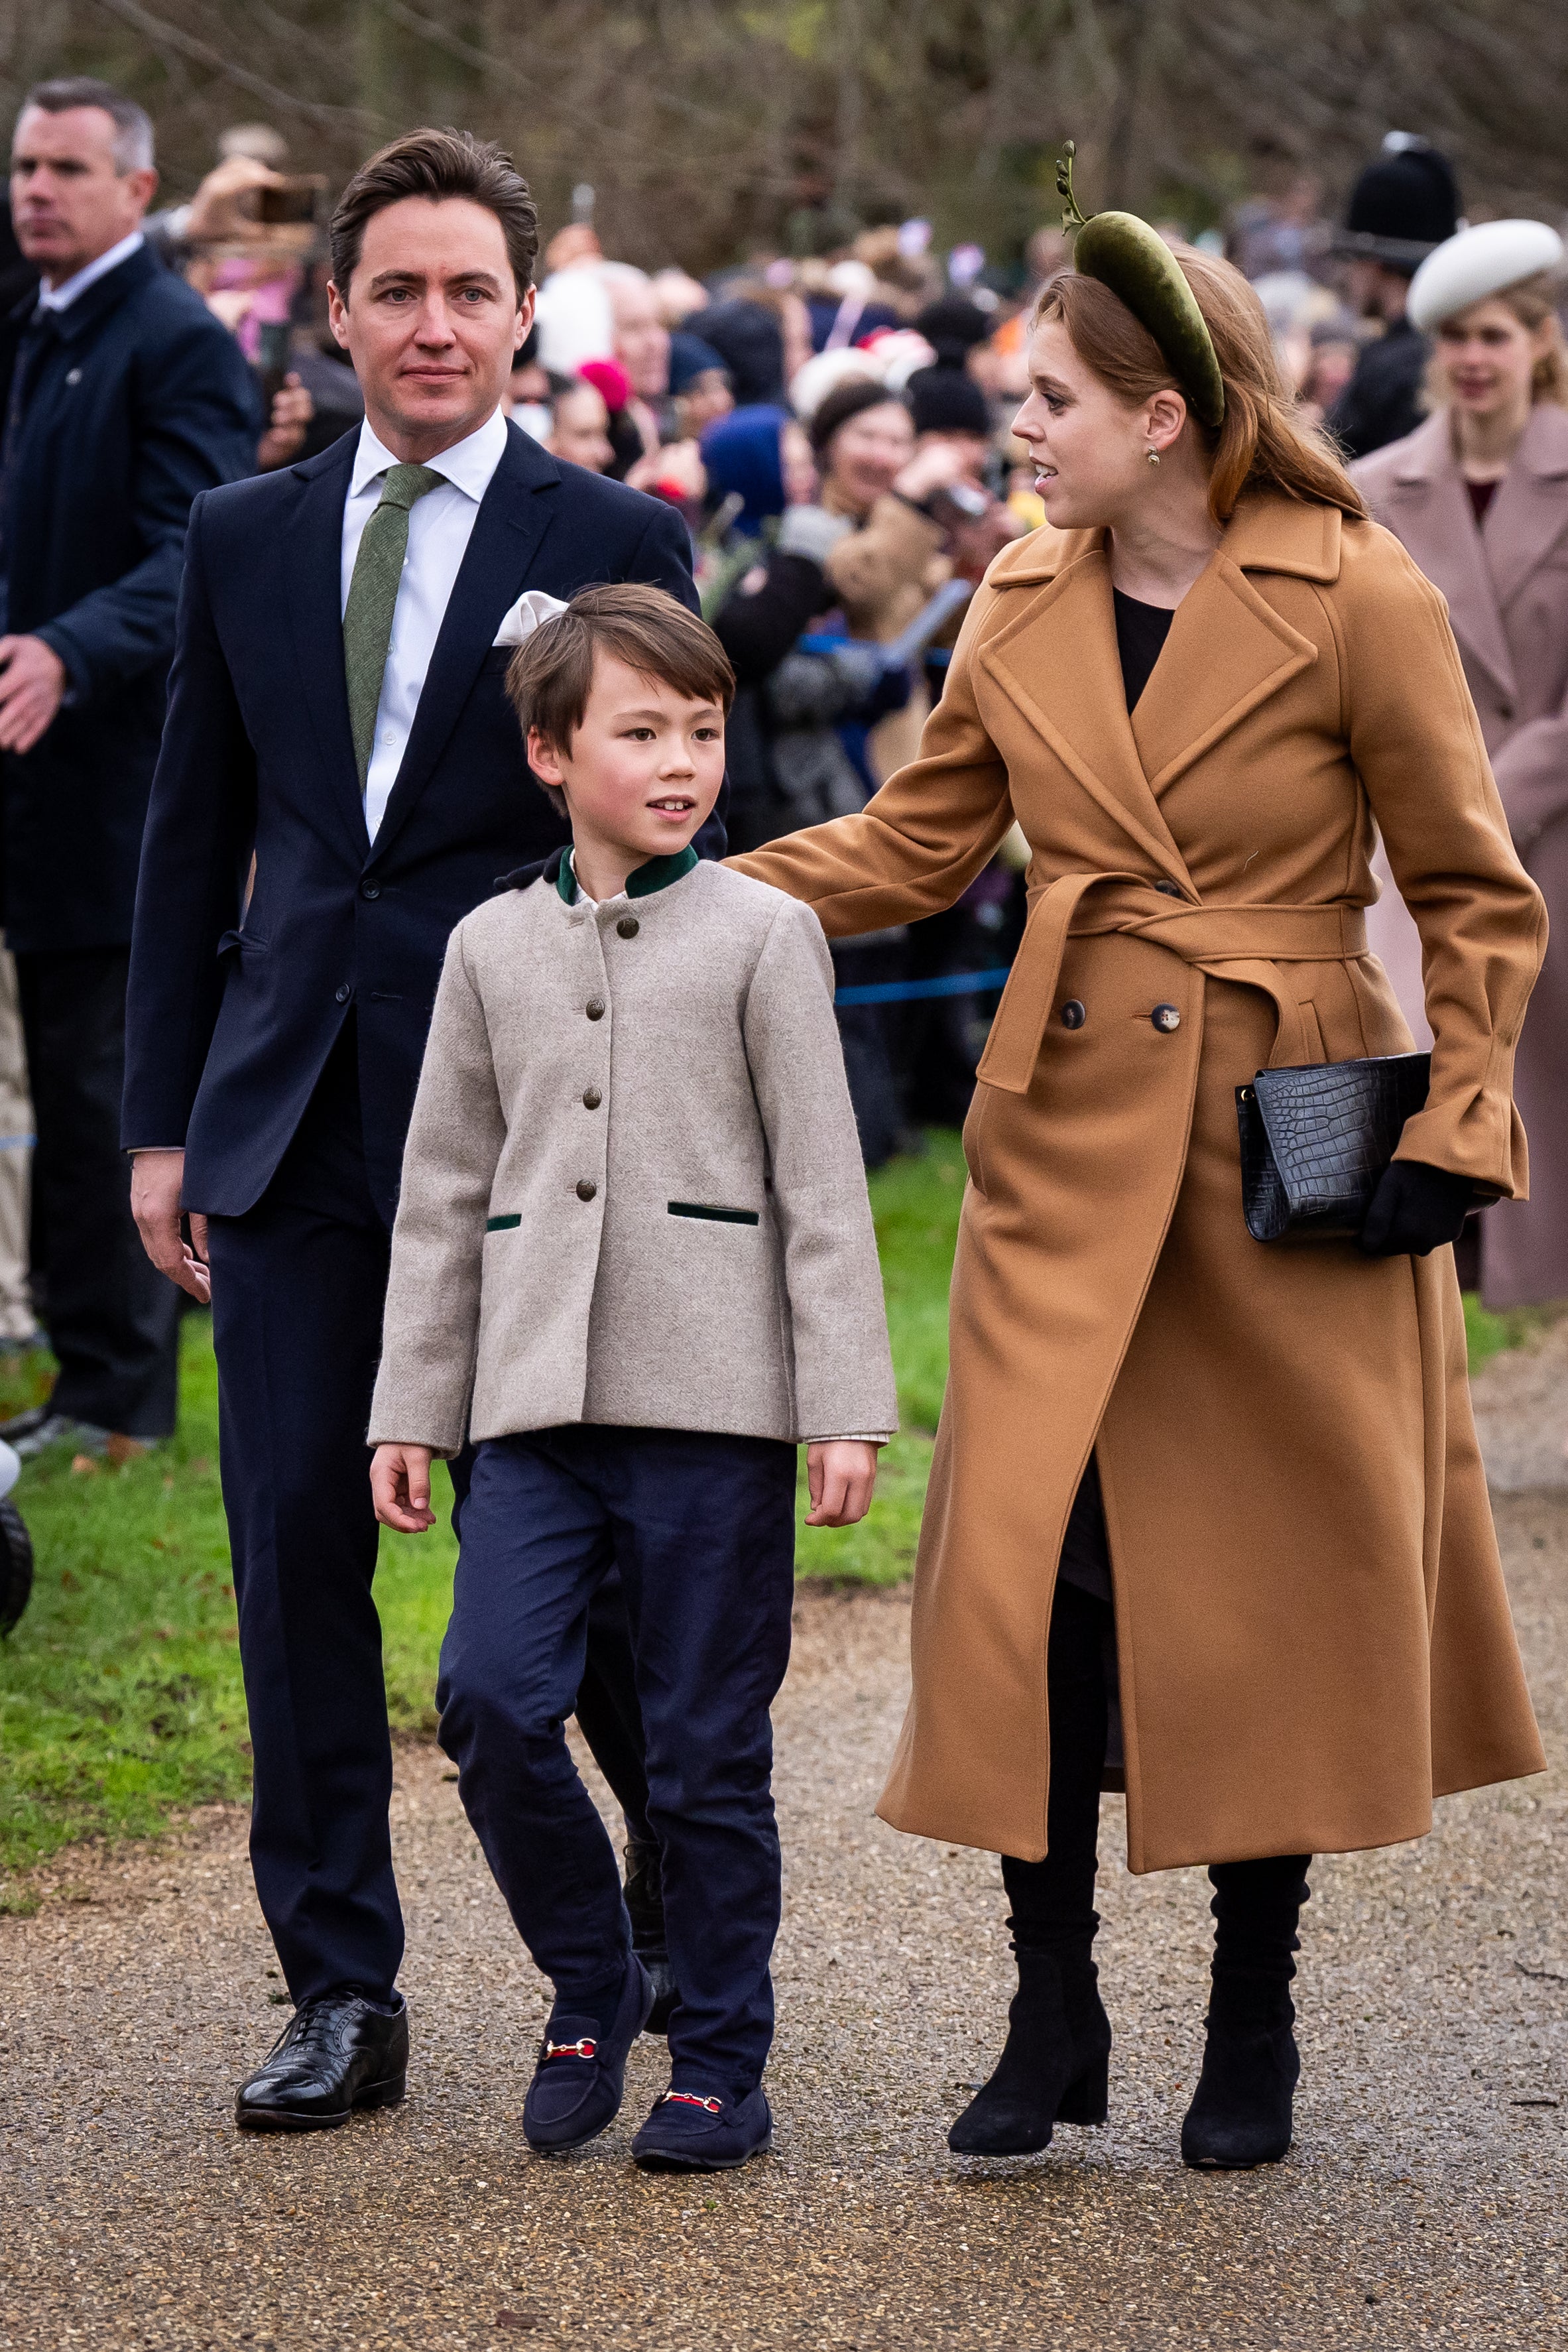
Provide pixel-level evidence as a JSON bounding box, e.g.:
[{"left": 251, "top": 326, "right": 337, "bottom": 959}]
[{"left": 975, "top": 873, "right": 1371, "bottom": 1094}]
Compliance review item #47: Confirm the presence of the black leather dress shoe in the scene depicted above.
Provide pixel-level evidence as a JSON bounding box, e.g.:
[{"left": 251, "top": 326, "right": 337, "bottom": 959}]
[{"left": 235, "top": 1990, "right": 408, "bottom": 2132}]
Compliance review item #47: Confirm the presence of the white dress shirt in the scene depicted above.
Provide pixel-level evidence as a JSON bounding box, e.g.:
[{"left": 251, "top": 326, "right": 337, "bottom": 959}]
[
  {"left": 37, "top": 229, "right": 145, "bottom": 312},
  {"left": 341, "top": 406, "right": 509, "bottom": 841}
]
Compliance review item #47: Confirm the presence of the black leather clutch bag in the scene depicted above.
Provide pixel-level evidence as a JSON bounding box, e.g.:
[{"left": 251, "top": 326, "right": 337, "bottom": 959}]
[{"left": 1235, "top": 1052, "right": 1431, "bottom": 1243}]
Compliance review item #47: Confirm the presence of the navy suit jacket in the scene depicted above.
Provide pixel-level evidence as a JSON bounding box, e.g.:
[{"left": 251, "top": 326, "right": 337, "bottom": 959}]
[
  {"left": 122, "top": 419, "right": 709, "bottom": 1224},
  {"left": 1, "top": 243, "right": 261, "bottom": 952}
]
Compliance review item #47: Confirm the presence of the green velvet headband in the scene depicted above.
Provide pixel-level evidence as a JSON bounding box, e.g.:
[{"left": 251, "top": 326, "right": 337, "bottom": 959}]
[{"left": 1055, "top": 143, "right": 1226, "bottom": 430}]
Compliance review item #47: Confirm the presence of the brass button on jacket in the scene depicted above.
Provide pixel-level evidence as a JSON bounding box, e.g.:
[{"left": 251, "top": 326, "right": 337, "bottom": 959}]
[
  {"left": 575, "top": 1178, "right": 597, "bottom": 1202},
  {"left": 1059, "top": 999, "right": 1086, "bottom": 1030},
  {"left": 586, "top": 997, "right": 605, "bottom": 1021},
  {"left": 582, "top": 1087, "right": 602, "bottom": 1110},
  {"left": 617, "top": 916, "right": 640, "bottom": 939},
  {"left": 1151, "top": 1003, "right": 1181, "bottom": 1034}
]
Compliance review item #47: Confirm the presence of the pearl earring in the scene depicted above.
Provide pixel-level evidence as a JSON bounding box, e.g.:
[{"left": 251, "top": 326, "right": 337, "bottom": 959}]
[{"left": 1146, "top": 446, "right": 1161, "bottom": 467}]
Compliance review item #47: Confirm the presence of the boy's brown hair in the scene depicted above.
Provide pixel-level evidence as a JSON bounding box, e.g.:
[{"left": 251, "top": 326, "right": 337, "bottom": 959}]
[{"left": 507, "top": 584, "right": 735, "bottom": 817}]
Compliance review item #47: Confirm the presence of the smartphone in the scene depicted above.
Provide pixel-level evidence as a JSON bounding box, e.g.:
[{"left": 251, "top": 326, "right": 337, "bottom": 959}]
[
  {"left": 239, "top": 175, "right": 325, "bottom": 227},
  {"left": 257, "top": 320, "right": 292, "bottom": 408}
]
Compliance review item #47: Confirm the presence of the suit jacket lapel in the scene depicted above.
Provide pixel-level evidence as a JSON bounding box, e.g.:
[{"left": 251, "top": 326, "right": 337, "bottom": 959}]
[
  {"left": 1379, "top": 414, "right": 1517, "bottom": 706},
  {"left": 1484, "top": 402, "right": 1568, "bottom": 615},
  {"left": 367, "top": 424, "right": 562, "bottom": 865},
  {"left": 282, "top": 434, "right": 369, "bottom": 861},
  {"left": 979, "top": 543, "right": 1189, "bottom": 886}
]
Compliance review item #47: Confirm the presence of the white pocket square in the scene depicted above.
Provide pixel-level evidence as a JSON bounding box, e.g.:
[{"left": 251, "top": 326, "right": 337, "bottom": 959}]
[{"left": 492, "top": 589, "right": 569, "bottom": 648}]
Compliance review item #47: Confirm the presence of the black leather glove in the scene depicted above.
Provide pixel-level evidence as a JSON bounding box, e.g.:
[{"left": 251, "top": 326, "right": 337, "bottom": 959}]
[{"left": 1358, "top": 1160, "right": 1475, "bottom": 1258}]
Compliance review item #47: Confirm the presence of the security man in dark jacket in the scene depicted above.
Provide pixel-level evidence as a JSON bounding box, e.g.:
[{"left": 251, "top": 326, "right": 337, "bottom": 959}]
[
  {"left": 1326, "top": 137, "right": 1460, "bottom": 463},
  {"left": 0, "top": 78, "right": 260, "bottom": 1455}
]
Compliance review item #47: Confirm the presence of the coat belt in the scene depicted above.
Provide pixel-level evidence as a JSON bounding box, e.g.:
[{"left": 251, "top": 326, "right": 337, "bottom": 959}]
[{"left": 976, "top": 871, "right": 1372, "bottom": 1095}]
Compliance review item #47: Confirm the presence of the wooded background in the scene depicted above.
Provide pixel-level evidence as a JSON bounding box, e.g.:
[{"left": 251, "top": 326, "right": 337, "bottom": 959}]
[{"left": 1, "top": 1, "right": 1563, "bottom": 271}]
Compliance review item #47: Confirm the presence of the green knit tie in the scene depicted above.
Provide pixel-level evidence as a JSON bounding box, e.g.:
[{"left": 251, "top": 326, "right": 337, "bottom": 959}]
[{"left": 342, "top": 462, "right": 446, "bottom": 788}]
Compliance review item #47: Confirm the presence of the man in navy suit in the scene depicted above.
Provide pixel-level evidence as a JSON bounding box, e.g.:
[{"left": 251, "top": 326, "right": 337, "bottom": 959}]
[
  {"left": 0, "top": 79, "right": 260, "bottom": 1456},
  {"left": 125, "top": 129, "right": 705, "bottom": 2129}
]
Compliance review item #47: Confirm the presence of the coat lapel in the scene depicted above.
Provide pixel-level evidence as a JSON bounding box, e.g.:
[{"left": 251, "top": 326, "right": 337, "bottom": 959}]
[
  {"left": 282, "top": 434, "right": 369, "bottom": 861},
  {"left": 367, "top": 424, "right": 563, "bottom": 865},
  {"left": 1378, "top": 414, "right": 1517, "bottom": 706},
  {"left": 979, "top": 541, "right": 1189, "bottom": 887},
  {"left": 1130, "top": 509, "right": 1323, "bottom": 797},
  {"left": 1483, "top": 402, "right": 1568, "bottom": 615}
]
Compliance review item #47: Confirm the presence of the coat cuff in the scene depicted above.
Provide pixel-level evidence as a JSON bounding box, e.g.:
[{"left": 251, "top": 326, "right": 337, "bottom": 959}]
[{"left": 32, "top": 621, "right": 91, "bottom": 705}]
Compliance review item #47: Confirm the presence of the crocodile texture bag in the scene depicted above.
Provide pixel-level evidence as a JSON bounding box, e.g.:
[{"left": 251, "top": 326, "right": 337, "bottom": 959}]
[{"left": 1235, "top": 1052, "right": 1431, "bottom": 1243}]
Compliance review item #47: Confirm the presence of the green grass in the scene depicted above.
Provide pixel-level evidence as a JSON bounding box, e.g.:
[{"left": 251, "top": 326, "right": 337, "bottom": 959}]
[
  {"left": 0, "top": 1133, "right": 969, "bottom": 1887},
  {"left": 1462, "top": 1292, "right": 1559, "bottom": 1377}
]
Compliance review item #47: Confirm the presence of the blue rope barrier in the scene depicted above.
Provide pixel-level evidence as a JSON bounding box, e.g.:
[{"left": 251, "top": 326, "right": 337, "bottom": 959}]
[{"left": 834, "top": 967, "right": 1012, "bottom": 1007}]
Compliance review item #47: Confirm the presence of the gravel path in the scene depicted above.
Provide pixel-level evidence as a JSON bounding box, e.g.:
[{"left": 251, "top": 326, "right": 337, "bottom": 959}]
[
  {"left": 1471, "top": 1318, "right": 1568, "bottom": 1493},
  {"left": 1, "top": 1495, "right": 1565, "bottom": 2351}
]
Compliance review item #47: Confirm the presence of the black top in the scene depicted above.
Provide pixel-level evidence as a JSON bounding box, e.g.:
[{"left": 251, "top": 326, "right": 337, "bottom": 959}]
[{"left": 1113, "top": 588, "right": 1175, "bottom": 712}]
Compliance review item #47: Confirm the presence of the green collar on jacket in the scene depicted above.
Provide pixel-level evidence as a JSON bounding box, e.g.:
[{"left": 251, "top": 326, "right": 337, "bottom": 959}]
[{"left": 557, "top": 844, "right": 699, "bottom": 906}]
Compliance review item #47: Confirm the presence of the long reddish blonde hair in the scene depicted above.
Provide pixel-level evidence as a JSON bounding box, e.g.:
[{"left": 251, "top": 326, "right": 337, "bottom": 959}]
[{"left": 1034, "top": 248, "right": 1366, "bottom": 525}]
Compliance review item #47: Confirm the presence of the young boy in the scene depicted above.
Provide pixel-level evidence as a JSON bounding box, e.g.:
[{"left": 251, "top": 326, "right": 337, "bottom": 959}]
[{"left": 369, "top": 584, "right": 896, "bottom": 2172}]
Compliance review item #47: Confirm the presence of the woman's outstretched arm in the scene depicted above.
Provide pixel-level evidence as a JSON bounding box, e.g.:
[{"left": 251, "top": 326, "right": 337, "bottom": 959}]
[{"left": 727, "top": 581, "right": 1016, "bottom": 934}]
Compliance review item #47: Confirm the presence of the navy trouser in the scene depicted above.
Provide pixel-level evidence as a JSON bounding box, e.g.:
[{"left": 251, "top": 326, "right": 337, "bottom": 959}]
[
  {"left": 438, "top": 1423, "right": 798, "bottom": 2095},
  {"left": 206, "top": 1026, "right": 655, "bottom": 2007}
]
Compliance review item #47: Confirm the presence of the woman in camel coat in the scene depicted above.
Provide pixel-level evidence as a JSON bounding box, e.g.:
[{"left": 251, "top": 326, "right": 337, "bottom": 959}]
[
  {"left": 735, "top": 239, "right": 1545, "bottom": 2171},
  {"left": 1354, "top": 226, "right": 1568, "bottom": 1308}
]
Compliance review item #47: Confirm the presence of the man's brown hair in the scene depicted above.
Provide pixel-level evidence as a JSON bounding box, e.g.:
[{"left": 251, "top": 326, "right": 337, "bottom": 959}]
[
  {"left": 330, "top": 127, "right": 539, "bottom": 300},
  {"left": 506, "top": 584, "right": 735, "bottom": 817}
]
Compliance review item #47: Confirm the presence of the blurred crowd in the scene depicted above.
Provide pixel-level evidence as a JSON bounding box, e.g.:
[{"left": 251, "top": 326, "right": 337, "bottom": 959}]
[{"left": 3, "top": 80, "right": 1566, "bottom": 1465}]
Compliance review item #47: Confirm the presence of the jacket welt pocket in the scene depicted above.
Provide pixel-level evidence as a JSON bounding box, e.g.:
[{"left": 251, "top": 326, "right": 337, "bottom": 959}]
[
  {"left": 667, "top": 1201, "right": 760, "bottom": 1226},
  {"left": 485, "top": 1213, "right": 521, "bottom": 1232}
]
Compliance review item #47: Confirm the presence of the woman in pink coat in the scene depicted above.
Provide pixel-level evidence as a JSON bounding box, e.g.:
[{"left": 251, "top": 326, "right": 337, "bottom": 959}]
[{"left": 1355, "top": 219, "right": 1568, "bottom": 1308}]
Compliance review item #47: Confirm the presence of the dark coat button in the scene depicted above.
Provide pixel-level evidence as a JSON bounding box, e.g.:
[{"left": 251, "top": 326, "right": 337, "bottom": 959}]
[
  {"left": 1152, "top": 1003, "right": 1181, "bottom": 1033},
  {"left": 335, "top": 983, "right": 352, "bottom": 1004},
  {"left": 586, "top": 998, "right": 605, "bottom": 1021},
  {"left": 1154, "top": 880, "right": 1183, "bottom": 897},
  {"left": 575, "top": 1179, "right": 597, "bottom": 1202},
  {"left": 617, "top": 916, "right": 640, "bottom": 939},
  {"left": 582, "top": 1087, "right": 602, "bottom": 1109},
  {"left": 360, "top": 880, "right": 381, "bottom": 900},
  {"left": 1059, "top": 999, "right": 1086, "bottom": 1029}
]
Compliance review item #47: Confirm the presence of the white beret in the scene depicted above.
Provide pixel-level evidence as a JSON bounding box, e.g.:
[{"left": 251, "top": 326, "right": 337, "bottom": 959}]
[{"left": 1408, "top": 219, "right": 1565, "bottom": 333}]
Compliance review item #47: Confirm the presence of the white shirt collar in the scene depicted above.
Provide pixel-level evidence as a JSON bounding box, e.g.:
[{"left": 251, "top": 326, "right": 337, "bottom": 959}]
[
  {"left": 566, "top": 849, "right": 627, "bottom": 912},
  {"left": 36, "top": 229, "right": 145, "bottom": 313},
  {"left": 349, "top": 405, "right": 510, "bottom": 502}
]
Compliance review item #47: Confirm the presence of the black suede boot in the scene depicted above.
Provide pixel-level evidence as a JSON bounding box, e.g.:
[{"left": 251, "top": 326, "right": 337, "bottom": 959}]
[
  {"left": 622, "top": 1839, "right": 678, "bottom": 2036},
  {"left": 949, "top": 1944, "right": 1111, "bottom": 2154},
  {"left": 952, "top": 1578, "right": 1116, "bottom": 2156},
  {"left": 1181, "top": 1855, "right": 1310, "bottom": 2171}
]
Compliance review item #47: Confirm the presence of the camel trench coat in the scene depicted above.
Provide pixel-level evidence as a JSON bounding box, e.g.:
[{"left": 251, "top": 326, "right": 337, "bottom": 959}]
[
  {"left": 1355, "top": 403, "right": 1568, "bottom": 1308},
  {"left": 732, "top": 491, "right": 1547, "bottom": 1872}
]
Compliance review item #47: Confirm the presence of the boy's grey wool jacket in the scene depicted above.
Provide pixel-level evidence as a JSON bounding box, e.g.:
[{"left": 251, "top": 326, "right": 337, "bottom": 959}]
[{"left": 368, "top": 854, "right": 898, "bottom": 1454}]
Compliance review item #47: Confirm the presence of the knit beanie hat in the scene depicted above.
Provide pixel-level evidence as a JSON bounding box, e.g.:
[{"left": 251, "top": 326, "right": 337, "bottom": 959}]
[
  {"left": 668, "top": 333, "right": 731, "bottom": 397},
  {"left": 808, "top": 375, "right": 907, "bottom": 460},
  {"left": 907, "top": 365, "right": 993, "bottom": 439}
]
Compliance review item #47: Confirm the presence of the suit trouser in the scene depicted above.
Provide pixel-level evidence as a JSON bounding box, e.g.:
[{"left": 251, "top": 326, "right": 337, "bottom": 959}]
[
  {"left": 15, "top": 946, "right": 180, "bottom": 1433},
  {"left": 204, "top": 1026, "right": 654, "bottom": 2006},
  {"left": 438, "top": 1424, "right": 797, "bottom": 2095}
]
